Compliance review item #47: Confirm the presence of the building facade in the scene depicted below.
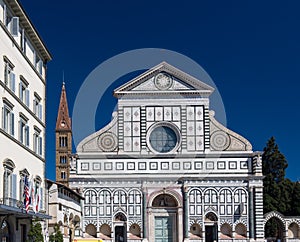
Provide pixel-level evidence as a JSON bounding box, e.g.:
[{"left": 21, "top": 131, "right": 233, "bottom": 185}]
[
  {"left": 0, "top": 0, "right": 51, "bottom": 241},
  {"left": 69, "top": 62, "right": 264, "bottom": 242},
  {"left": 46, "top": 179, "right": 83, "bottom": 242}
]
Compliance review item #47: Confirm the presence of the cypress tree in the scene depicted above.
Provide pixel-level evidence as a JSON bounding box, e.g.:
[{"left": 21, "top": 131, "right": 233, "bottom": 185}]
[
  {"left": 263, "top": 137, "right": 288, "bottom": 215},
  {"left": 262, "top": 137, "right": 288, "bottom": 184}
]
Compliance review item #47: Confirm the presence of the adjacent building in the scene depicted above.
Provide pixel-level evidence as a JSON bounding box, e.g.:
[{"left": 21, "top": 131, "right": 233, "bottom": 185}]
[
  {"left": 46, "top": 179, "right": 83, "bottom": 242},
  {"left": 69, "top": 62, "right": 265, "bottom": 242},
  {"left": 0, "top": 0, "right": 51, "bottom": 241}
]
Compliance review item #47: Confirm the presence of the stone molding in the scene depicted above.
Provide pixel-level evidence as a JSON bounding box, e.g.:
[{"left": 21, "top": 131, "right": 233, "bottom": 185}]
[
  {"left": 209, "top": 111, "right": 252, "bottom": 151},
  {"left": 77, "top": 112, "right": 118, "bottom": 152}
]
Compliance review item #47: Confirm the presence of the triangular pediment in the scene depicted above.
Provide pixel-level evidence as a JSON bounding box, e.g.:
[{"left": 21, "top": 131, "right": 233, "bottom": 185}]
[{"left": 114, "top": 62, "right": 214, "bottom": 98}]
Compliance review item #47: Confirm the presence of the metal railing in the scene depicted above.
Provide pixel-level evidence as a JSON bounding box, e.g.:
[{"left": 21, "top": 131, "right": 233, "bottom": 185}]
[{"left": 0, "top": 197, "right": 24, "bottom": 209}]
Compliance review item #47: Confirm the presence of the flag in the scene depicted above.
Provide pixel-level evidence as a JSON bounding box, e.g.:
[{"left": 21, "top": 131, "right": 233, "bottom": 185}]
[
  {"left": 35, "top": 185, "right": 40, "bottom": 212},
  {"left": 23, "top": 176, "right": 29, "bottom": 213},
  {"left": 29, "top": 176, "right": 35, "bottom": 213}
]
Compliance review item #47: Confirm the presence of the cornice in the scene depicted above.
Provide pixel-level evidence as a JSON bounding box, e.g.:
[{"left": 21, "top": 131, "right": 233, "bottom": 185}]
[
  {"left": 0, "top": 22, "right": 47, "bottom": 84},
  {"left": 0, "top": 128, "right": 45, "bottom": 162},
  {"left": 114, "top": 62, "right": 214, "bottom": 98},
  {"left": 5, "top": 0, "right": 52, "bottom": 61},
  {"left": 0, "top": 80, "right": 46, "bottom": 127}
]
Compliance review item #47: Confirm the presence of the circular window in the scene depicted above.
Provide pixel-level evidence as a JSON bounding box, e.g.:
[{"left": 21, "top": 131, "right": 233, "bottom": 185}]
[{"left": 149, "top": 125, "right": 179, "bottom": 153}]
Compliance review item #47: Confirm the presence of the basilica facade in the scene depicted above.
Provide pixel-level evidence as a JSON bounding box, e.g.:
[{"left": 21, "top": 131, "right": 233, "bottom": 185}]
[{"left": 69, "top": 62, "right": 264, "bottom": 242}]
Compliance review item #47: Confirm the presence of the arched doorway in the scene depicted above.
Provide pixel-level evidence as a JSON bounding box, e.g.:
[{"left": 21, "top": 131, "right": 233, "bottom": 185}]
[
  {"left": 265, "top": 217, "right": 285, "bottom": 241},
  {"left": 114, "top": 212, "right": 127, "bottom": 242},
  {"left": 205, "top": 212, "right": 218, "bottom": 242},
  {"left": 151, "top": 193, "right": 179, "bottom": 242}
]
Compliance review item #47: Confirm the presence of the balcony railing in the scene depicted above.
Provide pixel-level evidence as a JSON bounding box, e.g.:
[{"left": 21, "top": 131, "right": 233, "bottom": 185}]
[{"left": 0, "top": 197, "right": 24, "bottom": 209}]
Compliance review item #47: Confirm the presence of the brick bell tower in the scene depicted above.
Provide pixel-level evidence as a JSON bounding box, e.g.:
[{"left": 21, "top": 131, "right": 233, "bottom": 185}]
[{"left": 55, "top": 82, "right": 72, "bottom": 186}]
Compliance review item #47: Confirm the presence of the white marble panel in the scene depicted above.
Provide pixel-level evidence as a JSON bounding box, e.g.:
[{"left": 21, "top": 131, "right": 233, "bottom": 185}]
[
  {"left": 132, "top": 122, "right": 140, "bottom": 136},
  {"left": 124, "top": 122, "right": 132, "bottom": 136},
  {"left": 124, "top": 137, "right": 132, "bottom": 151},
  {"left": 196, "top": 136, "right": 204, "bottom": 151},
  {"left": 187, "top": 121, "right": 195, "bottom": 135},
  {"left": 132, "top": 107, "right": 140, "bottom": 121},
  {"left": 124, "top": 107, "right": 132, "bottom": 121},
  {"left": 172, "top": 107, "right": 181, "bottom": 121},
  {"left": 187, "top": 136, "right": 195, "bottom": 151},
  {"left": 164, "top": 107, "right": 172, "bottom": 121},
  {"left": 155, "top": 107, "right": 163, "bottom": 121},
  {"left": 195, "top": 106, "right": 204, "bottom": 120},
  {"left": 195, "top": 121, "right": 204, "bottom": 135},
  {"left": 146, "top": 107, "right": 154, "bottom": 121},
  {"left": 132, "top": 137, "right": 140, "bottom": 152},
  {"left": 187, "top": 106, "right": 195, "bottom": 120}
]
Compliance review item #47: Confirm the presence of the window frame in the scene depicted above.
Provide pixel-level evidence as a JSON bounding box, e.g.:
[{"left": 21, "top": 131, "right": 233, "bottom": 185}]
[
  {"left": 3, "top": 58, "right": 15, "bottom": 92},
  {"left": 19, "top": 114, "right": 29, "bottom": 146},
  {"left": 19, "top": 77, "right": 29, "bottom": 107},
  {"left": 33, "top": 127, "right": 42, "bottom": 156},
  {"left": 33, "top": 94, "right": 42, "bottom": 120},
  {"left": 2, "top": 100, "right": 14, "bottom": 136}
]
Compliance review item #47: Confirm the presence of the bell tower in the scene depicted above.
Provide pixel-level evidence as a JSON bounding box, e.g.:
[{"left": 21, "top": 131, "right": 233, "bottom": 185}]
[{"left": 55, "top": 82, "right": 72, "bottom": 186}]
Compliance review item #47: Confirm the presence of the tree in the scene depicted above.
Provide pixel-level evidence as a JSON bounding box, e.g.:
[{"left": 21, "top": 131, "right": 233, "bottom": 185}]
[
  {"left": 263, "top": 137, "right": 289, "bottom": 215},
  {"left": 262, "top": 137, "right": 288, "bottom": 184},
  {"left": 291, "top": 182, "right": 300, "bottom": 215},
  {"left": 26, "top": 220, "right": 44, "bottom": 242},
  {"left": 49, "top": 223, "right": 63, "bottom": 242}
]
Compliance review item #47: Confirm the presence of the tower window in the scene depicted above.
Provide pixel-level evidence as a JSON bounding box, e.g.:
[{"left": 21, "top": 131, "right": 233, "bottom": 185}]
[
  {"left": 61, "top": 171, "right": 66, "bottom": 179},
  {"left": 60, "top": 156, "right": 67, "bottom": 164},
  {"left": 59, "top": 136, "right": 68, "bottom": 147}
]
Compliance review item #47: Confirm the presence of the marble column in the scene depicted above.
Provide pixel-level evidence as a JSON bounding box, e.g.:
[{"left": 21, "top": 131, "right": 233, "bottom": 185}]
[
  {"left": 183, "top": 186, "right": 189, "bottom": 239},
  {"left": 142, "top": 188, "right": 148, "bottom": 239},
  {"left": 249, "top": 186, "right": 255, "bottom": 239}
]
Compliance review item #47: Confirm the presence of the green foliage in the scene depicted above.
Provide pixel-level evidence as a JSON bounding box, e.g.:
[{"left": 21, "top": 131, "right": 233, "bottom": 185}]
[
  {"left": 263, "top": 136, "right": 288, "bottom": 183},
  {"left": 263, "top": 137, "right": 300, "bottom": 237},
  {"left": 265, "top": 217, "right": 283, "bottom": 238},
  {"left": 291, "top": 182, "right": 300, "bottom": 215},
  {"left": 26, "top": 220, "right": 44, "bottom": 242},
  {"left": 49, "top": 223, "right": 63, "bottom": 242}
]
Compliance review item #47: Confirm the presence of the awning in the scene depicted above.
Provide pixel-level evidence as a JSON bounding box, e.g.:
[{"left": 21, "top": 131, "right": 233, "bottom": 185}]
[{"left": 0, "top": 203, "right": 51, "bottom": 219}]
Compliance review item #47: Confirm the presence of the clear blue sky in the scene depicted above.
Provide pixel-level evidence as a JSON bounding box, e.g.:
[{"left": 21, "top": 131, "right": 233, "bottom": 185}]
[{"left": 20, "top": 1, "right": 300, "bottom": 181}]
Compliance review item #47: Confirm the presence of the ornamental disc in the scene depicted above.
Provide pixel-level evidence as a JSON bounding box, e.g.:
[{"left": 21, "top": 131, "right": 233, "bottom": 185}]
[
  {"left": 98, "top": 132, "right": 118, "bottom": 152},
  {"left": 154, "top": 73, "right": 173, "bottom": 90},
  {"left": 210, "top": 131, "right": 230, "bottom": 151}
]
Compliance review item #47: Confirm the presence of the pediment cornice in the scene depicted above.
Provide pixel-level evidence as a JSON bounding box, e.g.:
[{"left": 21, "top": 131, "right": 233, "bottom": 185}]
[{"left": 114, "top": 62, "right": 214, "bottom": 98}]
